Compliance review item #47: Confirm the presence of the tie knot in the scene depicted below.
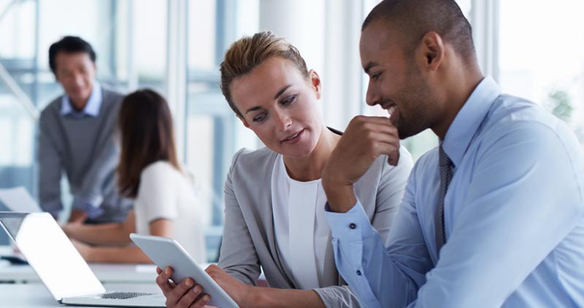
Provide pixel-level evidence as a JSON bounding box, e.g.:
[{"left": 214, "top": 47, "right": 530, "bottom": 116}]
[{"left": 439, "top": 146, "right": 452, "bottom": 167}]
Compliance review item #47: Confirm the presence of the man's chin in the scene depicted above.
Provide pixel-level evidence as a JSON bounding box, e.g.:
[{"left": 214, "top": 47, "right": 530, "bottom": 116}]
[
  {"left": 397, "top": 124, "right": 424, "bottom": 140},
  {"left": 398, "top": 130, "right": 412, "bottom": 140},
  {"left": 69, "top": 92, "right": 89, "bottom": 100}
]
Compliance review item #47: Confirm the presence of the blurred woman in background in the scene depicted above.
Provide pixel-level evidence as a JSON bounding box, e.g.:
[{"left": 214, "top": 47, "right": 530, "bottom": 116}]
[{"left": 64, "top": 89, "right": 206, "bottom": 263}]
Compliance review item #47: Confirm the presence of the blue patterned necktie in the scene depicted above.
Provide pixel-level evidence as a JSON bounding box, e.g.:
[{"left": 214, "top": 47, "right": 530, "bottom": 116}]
[{"left": 435, "top": 145, "right": 453, "bottom": 255}]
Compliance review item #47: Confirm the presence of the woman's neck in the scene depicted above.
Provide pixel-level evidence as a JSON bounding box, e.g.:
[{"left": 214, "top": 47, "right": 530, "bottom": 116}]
[{"left": 283, "top": 127, "right": 341, "bottom": 182}]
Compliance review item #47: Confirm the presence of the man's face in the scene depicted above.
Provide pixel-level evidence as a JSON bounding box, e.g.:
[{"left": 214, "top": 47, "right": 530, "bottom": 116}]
[
  {"left": 360, "top": 20, "right": 439, "bottom": 139},
  {"left": 54, "top": 51, "right": 96, "bottom": 110},
  {"left": 230, "top": 57, "right": 324, "bottom": 158}
]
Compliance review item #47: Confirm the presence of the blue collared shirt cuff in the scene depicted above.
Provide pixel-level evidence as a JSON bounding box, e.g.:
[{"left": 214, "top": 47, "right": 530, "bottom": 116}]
[
  {"left": 72, "top": 198, "right": 103, "bottom": 219},
  {"left": 325, "top": 201, "right": 373, "bottom": 241},
  {"left": 325, "top": 200, "right": 383, "bottom": 308}
]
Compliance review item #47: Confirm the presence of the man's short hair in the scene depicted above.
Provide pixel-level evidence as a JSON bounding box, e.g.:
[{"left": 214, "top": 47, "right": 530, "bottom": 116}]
[
  {"left": 48, "top": 36, "right": 96, "bottom": 75},
  {"left": 363, "top": 0, "right": 476, "bottom": 64}
]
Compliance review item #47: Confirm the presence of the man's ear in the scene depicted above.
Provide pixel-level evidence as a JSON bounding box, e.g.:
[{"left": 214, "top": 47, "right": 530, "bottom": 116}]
[
  {"left": 54, "top": 69, "right": 61, "bottom": 82},
  {"left": 237, "top": 114, "right": 250, "bottom": 128},
  {"left": 419, "top": 31, "right": 445, "bottom": 72},
  {"left": 308, "top": 69, "right": 322, "bottom": 100}
]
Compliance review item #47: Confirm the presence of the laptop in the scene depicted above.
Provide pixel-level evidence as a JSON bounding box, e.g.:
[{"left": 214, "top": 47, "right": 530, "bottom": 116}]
[{"left": 0, "top": 212, "right": 165, "bottom": 307}]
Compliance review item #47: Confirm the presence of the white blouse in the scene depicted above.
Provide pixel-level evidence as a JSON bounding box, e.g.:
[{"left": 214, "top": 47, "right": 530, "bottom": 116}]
[
  {"left": 134, "top": 161, "right": 207, "bottom": 263},
  {"left": 271, "top": 155, "right": 337, "bottom": 289}
]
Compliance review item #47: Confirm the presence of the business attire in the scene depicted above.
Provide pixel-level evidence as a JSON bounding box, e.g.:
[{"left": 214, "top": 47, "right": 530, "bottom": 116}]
[
  {"left": 218, "top": 142, "right": 413, "bottom": 307},
  {"left": 326, "top": 77, "right": 584, "bottom": 307},
  {"left": 134, "top": 161, "right": 206, "bottom": 263},
  {"left": 38, "top": 83, "right": 131, "bottom": 223},
  {"left": 271, "top": 153, "right": 336, "bottom": 290}
]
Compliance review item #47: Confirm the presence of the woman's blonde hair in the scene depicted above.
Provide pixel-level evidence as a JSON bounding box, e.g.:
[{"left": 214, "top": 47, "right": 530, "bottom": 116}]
[{"left": 220, "top": 31, "right": 309, "bottom": 117}]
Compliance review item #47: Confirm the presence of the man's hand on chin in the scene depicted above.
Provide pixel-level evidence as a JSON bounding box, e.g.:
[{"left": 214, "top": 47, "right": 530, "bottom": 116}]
[{"left": 322, "top": 115, "right": 400, "bottom": 213}]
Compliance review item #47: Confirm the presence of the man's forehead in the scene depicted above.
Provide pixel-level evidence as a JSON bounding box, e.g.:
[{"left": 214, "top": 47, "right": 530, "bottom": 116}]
[
  {"left": 360, "top": 21, "right": 397, "bottom": 65},
  {"left": 361, "top": 18, "right": 402, "bottom": 47},
  {"left": 366, "top": 18, "right": 408, "bottom": 45}
]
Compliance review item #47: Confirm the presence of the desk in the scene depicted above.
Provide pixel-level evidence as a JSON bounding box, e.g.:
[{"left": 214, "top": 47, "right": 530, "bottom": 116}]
[
  {"left": 0, "top": 244, "right": 158, "bottom": 284},
  {"left": 0, "top": 263, "right": 158, "bottom": 284},
  {"left": 0, "top": 283, "right": 162, "bottom": 307}
]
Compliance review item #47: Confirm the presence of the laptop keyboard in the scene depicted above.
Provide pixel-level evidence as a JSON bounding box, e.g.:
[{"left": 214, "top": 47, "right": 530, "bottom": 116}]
[{"left": 100, "top": 292, "right": 154, "bottom": 300}]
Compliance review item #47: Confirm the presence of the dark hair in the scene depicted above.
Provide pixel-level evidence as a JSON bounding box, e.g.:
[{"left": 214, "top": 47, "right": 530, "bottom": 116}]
[
  {"left": 220, "top": 31, "right": 309, "bottom": 117},
  {"left": 363, "top": 0, "right": 476, "bottom": 64},
  {"left": 48, "top": 36, "right": 97, "bottom": 75},
  {"left": 117, "top": 89, "right": 180, "bottom": 198}
]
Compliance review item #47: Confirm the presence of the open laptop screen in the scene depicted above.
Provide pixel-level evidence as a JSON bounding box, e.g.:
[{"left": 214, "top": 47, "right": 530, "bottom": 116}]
[{"left": 0, "top": 212, "right": 105, "bottom": 300}]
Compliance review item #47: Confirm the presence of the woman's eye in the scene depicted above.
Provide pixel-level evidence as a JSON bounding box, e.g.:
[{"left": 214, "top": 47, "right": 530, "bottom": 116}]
[
  {"left": 253, "top": 113, "right": 267, "bottom": 123},
  {"left": 281, "top": 94, "right": 297, "bottom": 106}
]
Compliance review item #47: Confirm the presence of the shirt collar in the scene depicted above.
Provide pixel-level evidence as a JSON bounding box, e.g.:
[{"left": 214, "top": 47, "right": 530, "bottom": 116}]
[
  {"left": 60, "top": 82, "right": 102, "bottom": 117},
  {"left": 442, "top": 77, "right": 501, "bottom": 167}
]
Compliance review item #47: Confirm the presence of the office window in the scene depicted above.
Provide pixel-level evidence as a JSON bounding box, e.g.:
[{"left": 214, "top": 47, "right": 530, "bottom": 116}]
[
  {"left": 498, "top": 0, "right": 584, "bottom": 142},
  {"left": 0, "top": 1, "right": 42, "bottom": 208},
  {"left": 0, "top": 99, "right": 35, "bottom": 191},
  {"left": 185, "top": 0, "right": 231, "bottom": 260}
]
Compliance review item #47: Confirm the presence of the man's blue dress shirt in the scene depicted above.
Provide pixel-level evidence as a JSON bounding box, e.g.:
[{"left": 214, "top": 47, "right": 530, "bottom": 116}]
[
  {"left": 326, "top": 77, "right": 584, "bottom": 307},
  {"left": 60, "top": 82, "right": 103, "bottom": 118}
]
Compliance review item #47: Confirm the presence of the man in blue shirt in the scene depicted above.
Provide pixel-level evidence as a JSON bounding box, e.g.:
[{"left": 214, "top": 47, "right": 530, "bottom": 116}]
[
  {"left": 38, "top": 36, "right": 131, "bottom": 224},
  {"left": 322, "top": 0, "right": 584, "bottom": 307}
]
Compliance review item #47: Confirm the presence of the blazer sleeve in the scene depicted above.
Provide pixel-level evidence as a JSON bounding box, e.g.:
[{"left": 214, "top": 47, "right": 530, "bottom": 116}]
[
  {"left": 313, "top": 285, "right": 362, "bottom": 308},
  {"left": 217, "top": 149, "right": 261, "bottom": 286}
]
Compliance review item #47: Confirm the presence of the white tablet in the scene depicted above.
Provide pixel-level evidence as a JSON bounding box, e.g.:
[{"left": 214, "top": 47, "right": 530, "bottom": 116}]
[{"left": 130, "top": 233, "right": 238, "bottom": 308}]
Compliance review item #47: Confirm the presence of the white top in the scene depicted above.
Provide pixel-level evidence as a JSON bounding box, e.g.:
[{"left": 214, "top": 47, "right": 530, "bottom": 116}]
[
  {"left": 134, "top": 161, "right": 206, "bottom": 262},
  {"left": 271, "top": 155, "right": 337, "bottom": 289}
]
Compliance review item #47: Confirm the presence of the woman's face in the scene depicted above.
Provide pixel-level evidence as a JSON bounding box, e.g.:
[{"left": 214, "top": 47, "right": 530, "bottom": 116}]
[{"left": 230, "top": 57, "right": 323, "bottom": 158}]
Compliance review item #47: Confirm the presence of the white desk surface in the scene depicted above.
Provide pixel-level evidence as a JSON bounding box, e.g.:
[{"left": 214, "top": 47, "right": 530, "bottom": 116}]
[
  {"left": 0, "top": 263, "right": 159, "bottom": 283},
  {"left": 0, "top": 245, "right": 159, "bottom": 283},
  {"left": 0, "top": 283, "right": 162, "bottom": 308}
]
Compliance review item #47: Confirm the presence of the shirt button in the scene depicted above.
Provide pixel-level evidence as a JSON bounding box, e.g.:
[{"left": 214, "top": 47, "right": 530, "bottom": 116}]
[
  {"left": 349, "top": 223, "right": 357, "bottom": 229},
  {"left": 356, "top": 270, "right": 362, "bottom": 276}
]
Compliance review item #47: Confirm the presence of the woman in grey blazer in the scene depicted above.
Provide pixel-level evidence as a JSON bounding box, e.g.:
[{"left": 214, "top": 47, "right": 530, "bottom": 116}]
[{"left": 156, "top": 31, "right": 413, "bottom": 308}]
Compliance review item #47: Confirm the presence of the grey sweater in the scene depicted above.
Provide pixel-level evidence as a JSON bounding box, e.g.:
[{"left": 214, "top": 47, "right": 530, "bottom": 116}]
[{"left": 38, "top": 88, "right": 131, "bottom": 223}]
